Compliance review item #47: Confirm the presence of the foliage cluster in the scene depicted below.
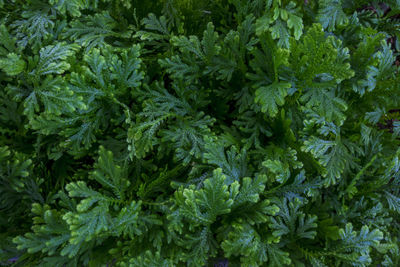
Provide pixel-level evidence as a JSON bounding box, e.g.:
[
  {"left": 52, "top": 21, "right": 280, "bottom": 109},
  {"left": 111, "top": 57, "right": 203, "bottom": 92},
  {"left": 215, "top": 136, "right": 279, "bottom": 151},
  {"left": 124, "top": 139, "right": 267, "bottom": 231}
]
[{"left": 1, "top": 0, "right": 400, "bottom": 266}]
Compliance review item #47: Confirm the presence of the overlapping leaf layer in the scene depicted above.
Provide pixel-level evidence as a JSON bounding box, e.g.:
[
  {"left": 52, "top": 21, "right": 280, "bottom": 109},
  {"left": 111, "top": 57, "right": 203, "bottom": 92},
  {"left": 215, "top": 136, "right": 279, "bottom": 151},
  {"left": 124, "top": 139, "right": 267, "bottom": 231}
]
[{"left": 1, "top": 0, "right": 400, "bottom": 266}]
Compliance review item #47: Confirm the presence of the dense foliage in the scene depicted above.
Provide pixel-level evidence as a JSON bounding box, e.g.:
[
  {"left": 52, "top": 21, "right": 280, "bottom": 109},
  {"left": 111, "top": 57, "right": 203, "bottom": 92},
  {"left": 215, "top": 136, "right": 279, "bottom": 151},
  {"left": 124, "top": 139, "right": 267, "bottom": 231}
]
[{"left": 1, "top": 0, "right": 400, "bottom": 266}]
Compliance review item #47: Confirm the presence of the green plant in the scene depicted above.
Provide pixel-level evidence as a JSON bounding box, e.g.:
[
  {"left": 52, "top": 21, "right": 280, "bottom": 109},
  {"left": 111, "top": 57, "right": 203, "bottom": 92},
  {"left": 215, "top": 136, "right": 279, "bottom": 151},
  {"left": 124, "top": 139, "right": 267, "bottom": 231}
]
[{"left": 1, "top": 0, "right": 400, "bottom": 266}]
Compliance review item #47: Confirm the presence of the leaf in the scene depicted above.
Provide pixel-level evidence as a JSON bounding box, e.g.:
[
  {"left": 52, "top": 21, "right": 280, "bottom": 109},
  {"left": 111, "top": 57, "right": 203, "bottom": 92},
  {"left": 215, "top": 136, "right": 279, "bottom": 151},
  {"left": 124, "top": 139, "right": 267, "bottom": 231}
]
[
  {"left": 0, "top": 53, "right": 25, "bottom": 75},
  {"left": 291, "top": 23, "right": 354, "bottom": 88},
  {"left": 233, "top": 110, "right": 273, "bottom": 149},
  {"left": 350, "top": 30, "right": 386, "bottom": 95},
  {"left": 63, "top": 12, "right": 123, "bottom": 52},
  {"left": 354, "top": 42, "right": 397, "bottom": 95},
  {"left": 161, "top": 112, "right": 215, "bottom": 164},
  {"left": 317, "top": 0, "right": 349, "bottom": 31},
  {"left": 63, "top": 179, "right": 142, "bottom": 249},
  {"left": 31, "top": 42, "right": 78, "bottom": 77},
  {"left": 221, "top": 222, "right": 269, "bottom": 266},
  {"left": 182, "top": 226, "right": 217, "bottom": 267},
  {"left": 222, "top": 222, "right": 291, "bottom": 266},
  {"left": 262, "top": 145, "right": 303, "bottom": 184},
  {"left": 269, "top": 20, "right": 290, "bottom": 48},
  {"left": 203, "top": 136, "right": 248, "bottom": 184},
  {"left": 171, "top": 35, "right": 203, "bottom": 59},
  {"left": 201, "top": 22, "right": 221, "bottom": 63},
  {"left": 255, "top": 1, "right": 303, "bottom": 48},
  {"left": 127, "top": 112, "right": 168, "bottom": 159},
  {"left": 384, "top": 191, "right": 400, "bottom": 213},
  {"left": 138, "top": 165, "right": 184, "bottom": 200},
  {"left": 266, "top": 243, "right": 291, "bottom": 267},
  {"left": 90, "top": 146, "right": 130, "bottom": 200},
  {"left": 0, "top": 24, "right": 17, "bottom": 55},
  {"left": 128, "top": 251, "right": 174, "bottom": 267},
  {"left": 255, "top": 82, "right": 291, "bottom": 117},
  {"left": 338, "top": 223, "right": 383, "bottom": 252},
  {"left": 141, "top": 13, "right": 170, "bottom": 36},
  {"left": 268, "top": 171, "right": 322, "bottom": 199},
  {"left": 11, "top": 5, "right": 55, "bottom": 50},
  {"left": 65, "top": 181, "right": 107, "bottom": 212},
  {"left": 128, "top": 83, "right": 190, "bottom": 159},
  {"left": 109, "top": 45, "right": 144, "bottom": 90},
  {"left": 269, "top": 198, "right": 317, "bottom": 240},
  {"left": 172, "top": 169, "right": 234, "bottom": 225},
  {"left": 63, "top": 205, "right": 112, "bottom": 245},
  {"left": 300, "top": 88, "right": 348, "bottom": 124},
  {"left": 13, "top": 204, "right": 70, "bottom": 255},
  {"left": 365, "top": 107, "right": 385, "bottom": 124},
  {"left": 263, "top": 159, "right": 290, "bottom": 184},
  {"left": 59, "top": 120, "right": 98, "bottom": 151},
  {"left": 393, "top": 121, "right": 400, "bottom": 139},
  {"left": 19, "top": 76, "right": 85, "bottom": 120},
  {"left": 159, "top": 23, "right": 221, "bottom": 83},
  {"left": 0, "top": 147, "right": 37, "bottom": 215},
  {"left": 158, "top": 55, "right": 200, "bottom": 82},
  {"left": 287, "top": 8, "right": 303, "bottom": 40},
  {"left": 112, "top": 201, "right": 142, "bottom": 238},
  {"left": 232, "top": 174, "right": 268, "bottom": 207},
  {"left": 302, "top": 136, "right": 353, "bottom": 187},
  {"left": 49, "top": 0, "right": 90, "bottom": 17}
]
